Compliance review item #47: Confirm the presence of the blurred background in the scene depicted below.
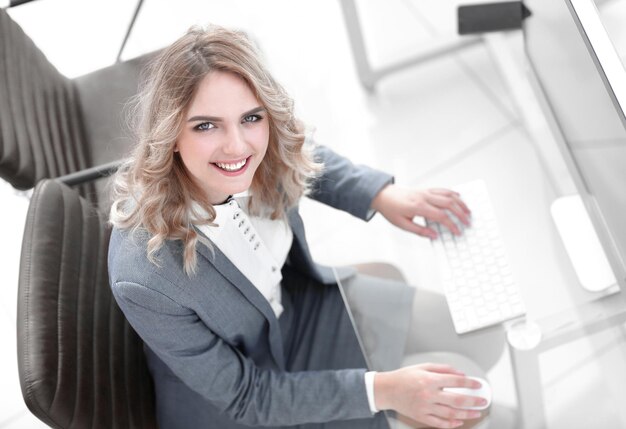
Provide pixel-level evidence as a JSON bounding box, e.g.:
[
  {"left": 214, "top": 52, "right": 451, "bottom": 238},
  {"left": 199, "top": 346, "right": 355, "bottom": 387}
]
[{"left": 1, "top": 0, "right": 626, "bottom": 427}]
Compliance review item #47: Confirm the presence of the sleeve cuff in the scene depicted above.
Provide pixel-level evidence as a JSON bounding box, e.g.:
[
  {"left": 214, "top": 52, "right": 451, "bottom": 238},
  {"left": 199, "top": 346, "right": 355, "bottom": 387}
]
[
  {"left": 364, "top": 208, "right": 376, "bottom": 221},
  {"left": 364, "top": 371, "right": 378, "bottom": 414},
  {"left": 363, "top": 176, "right": 394, "bottom": 221}
]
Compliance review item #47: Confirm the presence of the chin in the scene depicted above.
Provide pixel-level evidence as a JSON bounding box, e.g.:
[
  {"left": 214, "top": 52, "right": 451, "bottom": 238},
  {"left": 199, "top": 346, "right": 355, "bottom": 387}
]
[{"left": 226, "top": 180, "right": 253, "bottom": 196}]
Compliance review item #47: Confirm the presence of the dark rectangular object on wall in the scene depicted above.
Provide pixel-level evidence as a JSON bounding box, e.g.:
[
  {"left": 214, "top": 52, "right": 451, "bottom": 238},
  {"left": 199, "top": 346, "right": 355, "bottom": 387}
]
[{"left": 458, "top": 1, "right": 531, "bottom": 34}]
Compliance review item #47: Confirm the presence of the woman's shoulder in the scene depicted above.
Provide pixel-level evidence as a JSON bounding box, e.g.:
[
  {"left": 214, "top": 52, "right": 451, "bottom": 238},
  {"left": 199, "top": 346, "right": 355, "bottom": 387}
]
[
  {"left": 109, "top": 226, "right": 150, "bottom": 261},
  {"left": 108, "top": 226, "right": 184, "bottom": 286}
]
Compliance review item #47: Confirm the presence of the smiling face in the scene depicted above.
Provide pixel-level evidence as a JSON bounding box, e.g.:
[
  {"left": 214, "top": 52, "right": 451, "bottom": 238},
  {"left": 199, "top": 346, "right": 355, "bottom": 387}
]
[{"left": 175, "top": 71, "right": 270, "bottom": 205}]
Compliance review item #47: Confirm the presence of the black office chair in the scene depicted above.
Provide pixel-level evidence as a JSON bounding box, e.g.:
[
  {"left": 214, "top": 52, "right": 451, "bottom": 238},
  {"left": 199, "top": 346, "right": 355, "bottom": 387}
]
[
  {"left": 17, "top": 179, "right": 157, "bottom": 429},
  {"left": 0, "top": 7, "right": 155, "bottom": 205}
]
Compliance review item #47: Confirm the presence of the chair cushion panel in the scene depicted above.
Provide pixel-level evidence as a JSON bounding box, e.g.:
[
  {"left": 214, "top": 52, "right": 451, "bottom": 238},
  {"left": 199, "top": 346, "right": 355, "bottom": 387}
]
[
  {"left": 18, "top": 180, "right": 65, "bottom": 426},
  {"left": 66, "top": 200, "right": 100, "bottom": 428},
  {"left": 18, "top": 180, "right": 157, "bottom": 428},
  {"left": 26, "top": 46, "right": 52, "bottom": 183},
  {"left": 89, "top": 267, "right": 115, "bottom": 429},
  {"left": 46, "top": 183, "right": 87, "bottom": 426},
  {"left": 108, "top": 301, "right": 131, "bottom": 429},
  {"left": 61, "top": 84, "right": 97, "bottom": 202},
  {"left": 0, "top": 10, "right": 13, "bottom": 158},
  {"left": 2, "top": 10, "right": 35, "bottom": 186}
]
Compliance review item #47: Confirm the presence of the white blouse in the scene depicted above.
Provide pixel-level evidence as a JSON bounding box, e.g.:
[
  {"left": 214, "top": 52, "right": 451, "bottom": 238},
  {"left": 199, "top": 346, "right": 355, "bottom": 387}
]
[{"left": 194, "top": 194, "right": 293, "bottom": 318}]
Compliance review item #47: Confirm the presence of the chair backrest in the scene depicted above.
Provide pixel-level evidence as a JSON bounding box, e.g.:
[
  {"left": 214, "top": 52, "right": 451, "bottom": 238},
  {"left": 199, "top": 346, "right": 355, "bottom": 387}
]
[
  {"left": 0, "top": 8, "right": 155, "bottom": 203},
  {"left": 0, "top": 8, "right": 90, "bottom": 191},
  {"left": 72, "top": 51, "right": 156, "bottom": 207},
  {"left": 17, "top": 179, "right": 157, "bottom": 429},
  {"left": 73, "top": 53, "right": 155, "bottom": 168}
]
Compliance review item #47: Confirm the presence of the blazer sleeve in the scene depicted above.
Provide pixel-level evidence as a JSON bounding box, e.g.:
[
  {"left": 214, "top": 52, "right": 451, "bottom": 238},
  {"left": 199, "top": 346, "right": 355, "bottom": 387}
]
[
  {"left": 111, "top": 280, "right": 375, "bottom": 427},
  {"left": 309, "top": 145, "right": 394, "bottom": 221}
]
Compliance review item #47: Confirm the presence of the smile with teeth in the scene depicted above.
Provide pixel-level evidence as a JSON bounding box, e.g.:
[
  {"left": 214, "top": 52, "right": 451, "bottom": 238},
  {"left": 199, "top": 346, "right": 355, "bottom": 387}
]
[{"left": 214, "top": 158, "right": 248, "bottom": 172}]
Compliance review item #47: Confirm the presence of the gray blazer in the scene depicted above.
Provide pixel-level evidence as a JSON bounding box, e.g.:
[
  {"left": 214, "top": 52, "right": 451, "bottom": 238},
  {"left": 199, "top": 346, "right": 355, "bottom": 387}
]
[{"left": 108, "top": 146, "right": 393, "bottom": 428}]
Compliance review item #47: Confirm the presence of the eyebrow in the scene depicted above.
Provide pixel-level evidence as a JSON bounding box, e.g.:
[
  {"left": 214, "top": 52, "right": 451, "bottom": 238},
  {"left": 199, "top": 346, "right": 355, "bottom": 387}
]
[{"left": 187, "top": 106, "right": 265, "bottom": 123}]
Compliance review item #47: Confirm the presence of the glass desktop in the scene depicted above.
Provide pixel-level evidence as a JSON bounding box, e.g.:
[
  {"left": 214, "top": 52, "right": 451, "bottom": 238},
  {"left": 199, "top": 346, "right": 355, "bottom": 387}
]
[{"left": 333, "top": 0, "right": 626, "bottom": 427}]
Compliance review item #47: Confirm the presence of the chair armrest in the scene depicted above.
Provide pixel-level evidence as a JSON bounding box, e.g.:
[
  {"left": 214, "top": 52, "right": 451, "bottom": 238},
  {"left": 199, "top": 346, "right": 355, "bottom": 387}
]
[
  {"left": 56, "top": 160, "right": 123, "bottom": 186},
  {"left": 6, "top": 0, "right": 40, "bottom": 8}
]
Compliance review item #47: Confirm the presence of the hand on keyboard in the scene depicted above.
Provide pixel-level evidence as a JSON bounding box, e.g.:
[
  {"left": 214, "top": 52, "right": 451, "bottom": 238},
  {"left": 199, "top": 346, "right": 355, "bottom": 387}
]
[
  {"left": 426, "top": 180, "right": 526, "bottom": 334},
  {"left": 371, "top": 184, "right": 472, "bottom": 239}
]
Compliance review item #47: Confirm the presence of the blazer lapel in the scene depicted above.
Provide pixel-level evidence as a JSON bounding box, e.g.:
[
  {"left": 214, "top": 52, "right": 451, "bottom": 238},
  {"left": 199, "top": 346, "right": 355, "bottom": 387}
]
[{"left": 194, "top": 237, "right": 286, "bottom": 370}]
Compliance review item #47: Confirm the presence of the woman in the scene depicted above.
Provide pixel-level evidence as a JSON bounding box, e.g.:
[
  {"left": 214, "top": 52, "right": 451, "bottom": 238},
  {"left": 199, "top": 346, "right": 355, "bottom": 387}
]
[{"left": 108, "top": 24, "right": 500, "bottom": 429}]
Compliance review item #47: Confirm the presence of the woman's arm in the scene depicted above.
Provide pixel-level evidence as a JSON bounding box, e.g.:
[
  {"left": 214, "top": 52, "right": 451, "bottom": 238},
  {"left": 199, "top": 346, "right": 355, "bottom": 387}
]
[
  {"left": 308, "top": 145, "right": 393, "bottom": 221},
  {"left": 308, "top": 146, "right": 470, "bottom": 237},
  {"left": 111, "top": 280, "right": 373, "bottom": 427}
]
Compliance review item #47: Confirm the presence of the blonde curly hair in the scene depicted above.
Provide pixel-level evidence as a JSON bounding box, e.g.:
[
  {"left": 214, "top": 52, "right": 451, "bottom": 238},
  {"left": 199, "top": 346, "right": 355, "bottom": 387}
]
[{"left": 110, "top": 25, "right": 321, "bottom": 275}]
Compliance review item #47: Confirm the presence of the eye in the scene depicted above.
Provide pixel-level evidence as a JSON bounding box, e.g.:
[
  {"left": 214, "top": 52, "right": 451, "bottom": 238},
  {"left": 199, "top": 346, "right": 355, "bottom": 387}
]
[
  {"left": 243, "top": 114, "right": 262, "bottom": 123},
  {"left": 194, "top": 122, "right": 215, "bottom": 131}
]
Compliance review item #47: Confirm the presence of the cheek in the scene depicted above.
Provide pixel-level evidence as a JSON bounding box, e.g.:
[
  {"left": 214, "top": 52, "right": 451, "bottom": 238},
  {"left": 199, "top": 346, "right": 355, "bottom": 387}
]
[
  {"left": 246, "top": 124, "right": 270, "bottom": 152},
  {"left": 178, "top": 135, "right": 213, "bottom": 161}
]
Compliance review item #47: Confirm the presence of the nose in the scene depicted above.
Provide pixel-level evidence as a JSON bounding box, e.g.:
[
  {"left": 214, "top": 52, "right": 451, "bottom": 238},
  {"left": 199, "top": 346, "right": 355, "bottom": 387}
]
[{"left": 222, "top": 126, "right": 247, "bottom": 157}]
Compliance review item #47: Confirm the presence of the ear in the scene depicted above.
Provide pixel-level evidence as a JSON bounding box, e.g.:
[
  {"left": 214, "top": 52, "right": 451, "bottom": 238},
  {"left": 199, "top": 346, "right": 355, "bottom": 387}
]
[{"left": 173, "top": 142, "right": 179, "bottom": 153}]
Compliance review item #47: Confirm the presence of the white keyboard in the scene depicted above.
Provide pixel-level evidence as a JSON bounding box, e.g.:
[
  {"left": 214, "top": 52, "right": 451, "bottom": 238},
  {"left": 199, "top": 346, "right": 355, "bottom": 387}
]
[{"left": 427, "top": 180, "right": 526, "bottom": 334}]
